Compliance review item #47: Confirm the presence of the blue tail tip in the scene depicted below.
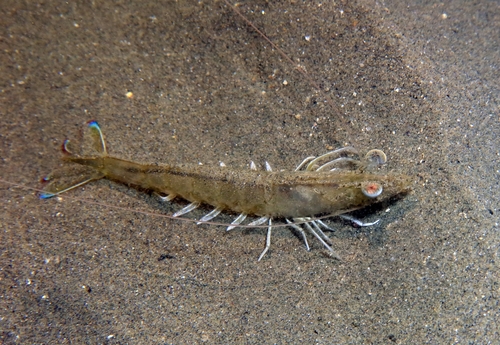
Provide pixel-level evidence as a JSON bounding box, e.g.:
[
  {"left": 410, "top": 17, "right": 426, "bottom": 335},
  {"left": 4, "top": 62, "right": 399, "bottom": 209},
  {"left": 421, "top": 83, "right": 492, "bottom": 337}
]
[
  {"left": 87, "top": 120, "right": 100, "bottom": 130},
  {"left": 39, "top": 192, "right": 56, "bottom": 200},
  {"left": 61, "top": 139, "right": 72, "bottom": 154}
]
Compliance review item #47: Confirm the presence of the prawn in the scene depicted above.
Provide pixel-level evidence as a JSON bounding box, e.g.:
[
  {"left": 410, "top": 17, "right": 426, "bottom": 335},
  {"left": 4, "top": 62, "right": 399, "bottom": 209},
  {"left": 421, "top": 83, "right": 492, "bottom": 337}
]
[{"left": 41, "top": 121, "right": 412, "bottom": 260}]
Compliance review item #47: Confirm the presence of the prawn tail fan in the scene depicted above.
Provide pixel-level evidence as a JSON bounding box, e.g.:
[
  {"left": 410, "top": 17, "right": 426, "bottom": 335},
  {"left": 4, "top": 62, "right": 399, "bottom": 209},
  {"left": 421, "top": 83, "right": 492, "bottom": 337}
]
[{"left": 40, "top": 121, "right": 107, "bottom": 199}]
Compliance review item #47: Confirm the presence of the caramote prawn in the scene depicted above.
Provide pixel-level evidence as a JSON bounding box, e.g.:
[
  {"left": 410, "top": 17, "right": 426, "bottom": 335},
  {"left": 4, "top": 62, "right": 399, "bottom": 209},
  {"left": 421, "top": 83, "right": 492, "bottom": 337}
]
[{"left": 41, "top": 121, "right": 411, "bottom": 260}]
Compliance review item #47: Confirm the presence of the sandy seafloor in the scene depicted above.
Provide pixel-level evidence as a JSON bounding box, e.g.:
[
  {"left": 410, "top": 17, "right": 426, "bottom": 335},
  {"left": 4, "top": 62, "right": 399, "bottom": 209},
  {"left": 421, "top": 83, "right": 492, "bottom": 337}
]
[{"left": 1, "top": 0, "right": 498, "bottom": 343}]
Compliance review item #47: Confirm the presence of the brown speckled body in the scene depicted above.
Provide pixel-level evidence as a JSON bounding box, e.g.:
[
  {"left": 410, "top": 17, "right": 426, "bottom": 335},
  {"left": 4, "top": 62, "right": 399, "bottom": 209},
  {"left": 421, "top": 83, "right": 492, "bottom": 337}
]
[{"left": 63, "top": 155, "right": 411, "bottom": 218}]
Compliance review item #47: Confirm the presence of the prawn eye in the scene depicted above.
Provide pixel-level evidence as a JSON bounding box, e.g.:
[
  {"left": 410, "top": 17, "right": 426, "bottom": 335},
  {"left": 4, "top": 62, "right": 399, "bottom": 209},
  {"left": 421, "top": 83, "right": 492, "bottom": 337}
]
[{"left": 362, "top": 181, "right": 383, "bottom": 198}]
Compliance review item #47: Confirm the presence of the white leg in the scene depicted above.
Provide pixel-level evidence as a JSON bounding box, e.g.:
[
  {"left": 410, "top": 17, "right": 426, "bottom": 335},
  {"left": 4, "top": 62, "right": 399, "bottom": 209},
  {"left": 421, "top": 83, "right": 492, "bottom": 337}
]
[
  {"left": 197, "top": 207, "right": 223, "bottom": 223},
  {"left": 248, "top": 216, "right": 269, "bottom": 226},
  {"left": 172, "top": 202, "right": 200, "bottom": 217},
  {"left": 258, "top": 219, "right": 272, "bottom": 261},
  {"left": 287, "top": 219, "right": 310, "bottom": 251},
  {"left": 226, "top": 213, "right": 247, "bottom": 231},
  {"left": 155, "top": 192, "right": 176, "bottom": 202},
  {"left": 340, "top": 215, "right": 380, "bottom": 227},
  {"left": 303, "top": 222, "right": 341, "bottom": 260},
  {"left": 310, "top": 220, "right": 333, "bottom": 245},
  {"left": 265, "top": 161, "right": 272, "bottom": 172},
  {"left": 315, "top": 219, "right": 336, "bottom": 231}
]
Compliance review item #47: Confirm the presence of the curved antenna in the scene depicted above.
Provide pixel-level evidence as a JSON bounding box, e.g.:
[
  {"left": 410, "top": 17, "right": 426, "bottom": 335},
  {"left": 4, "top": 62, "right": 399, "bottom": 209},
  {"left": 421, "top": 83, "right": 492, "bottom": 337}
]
[{"left": 223, "top": 0, "right": 345, "bottom": 121}]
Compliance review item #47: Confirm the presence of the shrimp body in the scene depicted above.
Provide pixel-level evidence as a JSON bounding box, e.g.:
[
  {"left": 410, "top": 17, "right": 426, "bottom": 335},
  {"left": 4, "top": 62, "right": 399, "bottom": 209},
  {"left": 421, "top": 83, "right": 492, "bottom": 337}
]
[
  {"left": 69, "top": 156, "right": 407, "bottom": 218},
  {"left": 42, "top": 121, "right": 411, "bottom": 260}
]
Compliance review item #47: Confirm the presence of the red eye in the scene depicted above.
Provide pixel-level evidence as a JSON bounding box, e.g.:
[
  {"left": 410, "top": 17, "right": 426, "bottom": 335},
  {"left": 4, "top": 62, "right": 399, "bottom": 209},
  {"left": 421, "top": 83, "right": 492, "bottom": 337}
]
[{"left": 362, "top": 182, "right": 383, "bottom": 198}]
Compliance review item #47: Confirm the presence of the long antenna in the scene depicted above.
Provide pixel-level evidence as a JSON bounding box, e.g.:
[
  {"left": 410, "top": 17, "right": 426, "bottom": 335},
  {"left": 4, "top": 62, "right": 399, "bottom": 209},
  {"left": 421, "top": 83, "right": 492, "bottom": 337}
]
[{"left": 223, "top": 0, "right": 345, "bottom": 121}]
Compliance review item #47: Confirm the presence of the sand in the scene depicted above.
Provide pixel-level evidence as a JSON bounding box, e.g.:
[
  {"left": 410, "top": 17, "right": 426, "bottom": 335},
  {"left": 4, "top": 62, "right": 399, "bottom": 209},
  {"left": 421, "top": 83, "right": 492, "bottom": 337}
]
[{"left": 1, "top": 0, "right": 498, "bottom": 343}]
